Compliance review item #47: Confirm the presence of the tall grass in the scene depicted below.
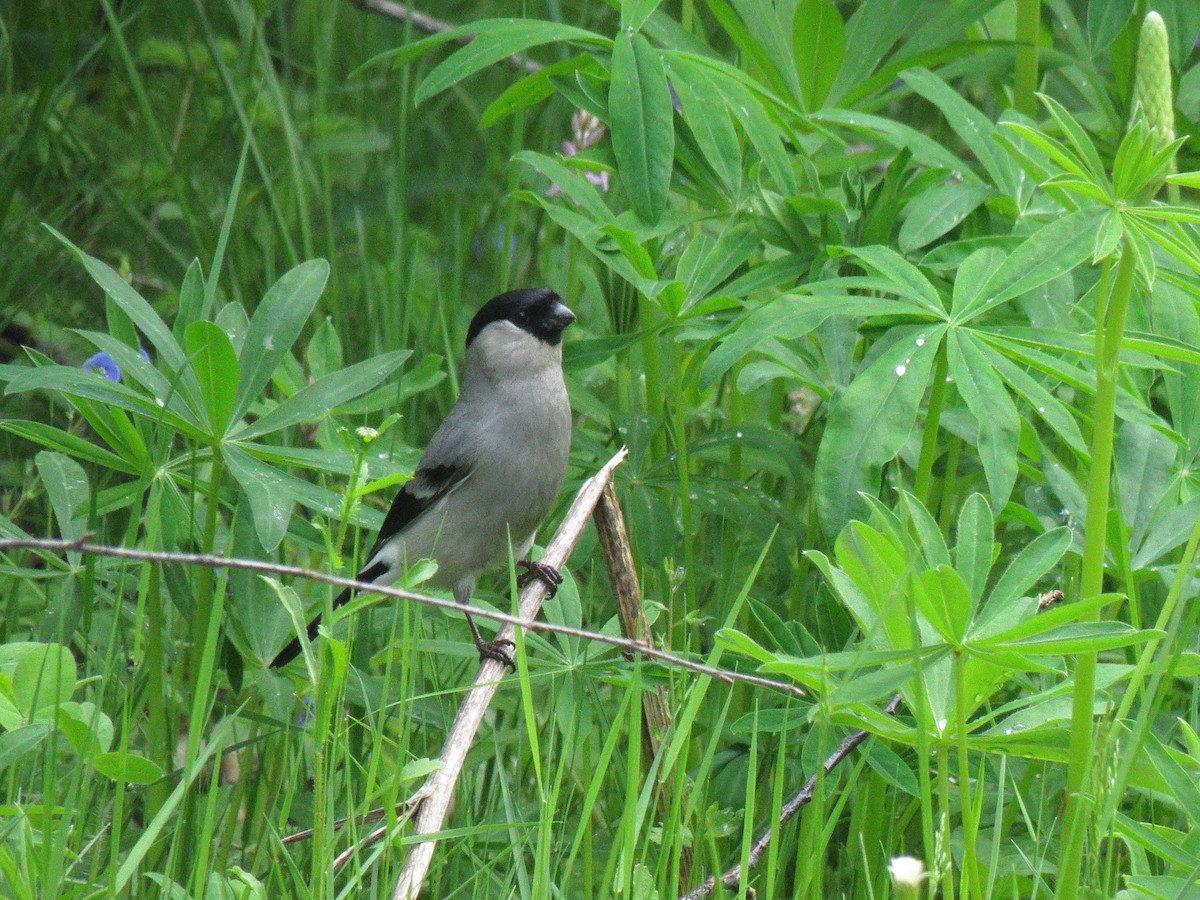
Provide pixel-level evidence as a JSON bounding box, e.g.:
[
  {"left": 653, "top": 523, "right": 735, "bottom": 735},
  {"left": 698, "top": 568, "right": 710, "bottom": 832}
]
[{"left": 1, "top": 1, "right": 1200, "bottom": 899}]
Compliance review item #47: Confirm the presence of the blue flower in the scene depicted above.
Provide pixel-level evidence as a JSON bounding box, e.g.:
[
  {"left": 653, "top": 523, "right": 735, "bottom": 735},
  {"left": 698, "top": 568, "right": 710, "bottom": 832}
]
[
  {"left": 296, "top": 696, "right": 316, "bottom": 728},
  {"left": 81, "top": 346, "right": 151, "bottom": 383},
  {"left": 83, "top": 352, "right": 121, "bottom": 381}
]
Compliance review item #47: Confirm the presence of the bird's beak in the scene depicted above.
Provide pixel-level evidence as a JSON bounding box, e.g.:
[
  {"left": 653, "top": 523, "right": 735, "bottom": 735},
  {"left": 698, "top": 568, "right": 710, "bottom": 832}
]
[{"left": 549, "top": 300, "right": 576, "bottom": 332}]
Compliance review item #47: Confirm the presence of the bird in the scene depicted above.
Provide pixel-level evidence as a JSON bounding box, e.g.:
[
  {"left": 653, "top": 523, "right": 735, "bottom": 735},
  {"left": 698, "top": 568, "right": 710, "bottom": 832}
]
[{"left": 271, "top": 287, "right": 575, "bottom": 670}]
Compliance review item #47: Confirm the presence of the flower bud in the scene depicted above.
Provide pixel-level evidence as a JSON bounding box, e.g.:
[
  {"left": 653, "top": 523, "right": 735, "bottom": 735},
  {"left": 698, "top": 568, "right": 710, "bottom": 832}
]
[{"left": 1133, "top": 11, "right": 1175, "bottom": 151}]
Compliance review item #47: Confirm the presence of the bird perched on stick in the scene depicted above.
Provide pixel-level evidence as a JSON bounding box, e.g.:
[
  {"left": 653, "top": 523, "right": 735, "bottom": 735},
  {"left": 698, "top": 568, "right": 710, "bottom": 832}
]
[{"left": 271, "top": 288, "right": 575, "bottom": 670}]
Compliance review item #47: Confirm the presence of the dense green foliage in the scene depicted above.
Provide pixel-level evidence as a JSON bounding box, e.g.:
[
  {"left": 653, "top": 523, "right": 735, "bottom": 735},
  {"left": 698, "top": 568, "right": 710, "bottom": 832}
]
[{"left": 3, "top": 0, "right": 1200, "bottom": 897}]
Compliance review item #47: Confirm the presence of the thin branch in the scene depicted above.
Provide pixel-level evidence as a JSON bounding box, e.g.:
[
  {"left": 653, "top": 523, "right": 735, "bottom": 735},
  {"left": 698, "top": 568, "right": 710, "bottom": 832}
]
[
  {"left": 680, "top": 693, "right": 905, "bottom": 900},
  {"left": 345, "top": 0, "right": 543, "bottom": 73},
  {"left": 0, "top": 534, "right": 802, "bottom": 700},
  {"left": 390, "top": 448, "right": 624, "bottom": 899},
  {"left": 594, "top": 481, "right": 693, "bottom": 889}
]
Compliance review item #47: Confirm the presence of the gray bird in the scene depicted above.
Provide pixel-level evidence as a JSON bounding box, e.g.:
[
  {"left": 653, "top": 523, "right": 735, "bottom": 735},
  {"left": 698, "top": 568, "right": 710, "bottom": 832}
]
[{"left": 271, "top": 288, "right": 575, "bottom": 669}]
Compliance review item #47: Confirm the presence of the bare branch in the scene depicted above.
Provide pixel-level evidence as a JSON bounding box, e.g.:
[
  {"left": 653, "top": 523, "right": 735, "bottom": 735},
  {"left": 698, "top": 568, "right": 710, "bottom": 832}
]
[
  {"left": 0, "top": 532, "right": 801, "bottom": 699},
  {"left": 679, "top": 694, "right": 904, "bottom": 900},
  {"left": 594, "top": 481, "right": 693, "bottom": 888},
  {"left": 346, "top": 0, "right": 543, "bottom": 73},
  {"left": 390, "top": 448, "right": 624, "bottom": 899}
]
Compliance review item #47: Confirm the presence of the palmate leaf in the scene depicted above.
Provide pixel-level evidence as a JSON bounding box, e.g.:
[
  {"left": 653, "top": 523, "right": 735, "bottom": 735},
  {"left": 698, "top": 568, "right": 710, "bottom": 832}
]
[
  {"left": 814, "top": 324, "right": 946, "bottom": 537},
  {"left": 948, "top": 330, "right": 1019, "bottom": 507}
]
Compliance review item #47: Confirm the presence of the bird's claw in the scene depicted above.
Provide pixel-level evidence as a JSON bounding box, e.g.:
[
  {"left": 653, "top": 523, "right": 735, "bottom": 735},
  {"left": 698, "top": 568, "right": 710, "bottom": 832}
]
[
  {"left": 517, "top": 559, "right": 563, "bottom": 597},
  {"left": 475, "top": 637, "right": 516, "bottom": 672}
]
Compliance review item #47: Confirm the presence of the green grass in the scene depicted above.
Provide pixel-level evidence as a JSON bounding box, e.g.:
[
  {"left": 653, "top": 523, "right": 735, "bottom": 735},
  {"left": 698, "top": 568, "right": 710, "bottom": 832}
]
[{"left": 2, "top": 1, "right": 1200, "bottom": 898}]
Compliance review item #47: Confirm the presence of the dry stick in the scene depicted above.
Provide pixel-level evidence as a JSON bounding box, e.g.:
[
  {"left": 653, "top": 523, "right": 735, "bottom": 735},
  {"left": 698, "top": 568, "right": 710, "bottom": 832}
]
[
  {"left": 593, "top": 482, "right": 693, "bottom": 890},
  {"left": 389, "top": 448, "right": 626, "bottom": 900},
  {"left": 0, "top": 535, "right": 803, "bottom": 699},
  {"left": 680, "top": 693, "right": 905, "bottom": 900},
  {"left": 346, "top": 0, "right": 543, "bottom": 73}
]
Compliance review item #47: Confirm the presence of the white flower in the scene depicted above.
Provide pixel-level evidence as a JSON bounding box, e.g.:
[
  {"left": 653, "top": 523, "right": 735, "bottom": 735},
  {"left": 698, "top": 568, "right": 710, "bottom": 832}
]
[{"left": 889, "top": 855, "right": 927, "bottom": 894}]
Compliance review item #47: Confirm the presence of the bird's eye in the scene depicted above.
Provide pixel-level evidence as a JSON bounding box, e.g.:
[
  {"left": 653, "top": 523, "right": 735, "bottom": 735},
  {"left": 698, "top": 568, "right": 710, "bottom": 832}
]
[{"left": 516, "top": 309, "right": 530, "bottom": 322}]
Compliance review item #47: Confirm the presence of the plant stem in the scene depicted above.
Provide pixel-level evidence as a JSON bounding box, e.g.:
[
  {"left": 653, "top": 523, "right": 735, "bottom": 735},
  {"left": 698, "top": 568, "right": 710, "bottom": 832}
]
[
  {"left": 1014, "top": 0, "right": 1040, "bottom": 117},
  {"left": 1056, "top": 242, "right": 1137, "bottom": 900},
  {"left": 190, "top": 446, "right": 224, "bottom": 686},
  {"left": 914, "top": 343, "right": 949, "bottom": 506},
  {"left": 955, "top": 650, "right": 983, "bottom": 898}
]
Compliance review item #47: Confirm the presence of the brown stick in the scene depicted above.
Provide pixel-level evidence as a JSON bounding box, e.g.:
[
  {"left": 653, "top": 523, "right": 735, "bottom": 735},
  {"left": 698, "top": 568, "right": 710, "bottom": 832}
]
[
  {"left": 390, "top": 448, "right": 626, "bottom": 899},
  {"left": 679, "top": 694, "right": 904, "bottom": 899},
  {"left": 593, "top": 482, "right": 692, "bottom": 888}
]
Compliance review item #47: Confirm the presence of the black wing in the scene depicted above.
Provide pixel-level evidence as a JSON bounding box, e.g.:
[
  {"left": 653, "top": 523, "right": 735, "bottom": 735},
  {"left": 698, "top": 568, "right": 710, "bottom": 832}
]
[
  {"left": 270, "top": 461, "right": 472, "bottom": 668},
  {"left": 365, "top": 461, "right": 471, "bottom": 561}
]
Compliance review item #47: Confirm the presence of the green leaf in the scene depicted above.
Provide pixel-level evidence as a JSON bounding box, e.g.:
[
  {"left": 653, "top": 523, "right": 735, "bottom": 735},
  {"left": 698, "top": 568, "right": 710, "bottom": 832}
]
[
  {"left": 899, "top": 182, "right": 992, "bottom": 254},
  {"left": 185, "top": 321, "right": 240, "bottom": 438},
  {"left": 792, "top": 0, "right": 844, "bottom": 111},
  {"left": 232, "top": 260, "right": 329, "bottom": 422},
  {"left": 917, "top": 565, "right": 973, "bottom": 643},
  {"left": 233, "top": 350, "right": 410, "bottom": 441},
  {"left": 965, "top": 207, "right": 1106, "bottom": 318},
  {"left": 677, "top": 222, "right": 760, "bottom": 309},
  {"left": 813, "top": 108, "right": 974, "bottom": 175},
  {"left": 622, "top": 0, "right": 665, "bottom": 31},
  {"left": 91, "top": 750, "right": 164, "bottom": 784},
  {"left": 815, "top": 324, "right": 946, "bottom": 536},
  {"left": 414, "top": 20, "right": 608, "bottom": 104},
  {"left": 0, "top": 724, "right": 52, "bottom": 773},
  {"left": 516, "top": 150, "right": 615, "bottom": 224},
  {"left": 839, "top": 245, "right": 945, "bottom": 313},
  {"left": 899, "top": 491, "right": 950, "bottom": 568},
  {"left": 46, "top": 227, "right": 188, "bottom": 375},
  {"left": 175, "top": 259, "right": 207, "bottom": 341},
  {"left": 954, "top": 493, "right": 994, "bottom": 603},
  {"left": 981, "top": 343, "right": 1087, "bottom": 450},
  {"left": 984, "top": 527, "right": 1072, "bottom": 611},
  {"left": 1087, "top": 0, "right": 1136, "bottom": 52},
  {"left": 947, "top": 330, "right": 1019, "bottom": 507},
  {"left": 902, "top": 68, "right": 1017, "bottom": 197},
  {"left": 13, "top": 643, "right": 76, "bottom": 718},
  {"left": 951, "top": 247, "right": 1006, "bottom": 318},
  {"left": 224, "top": 445, "right": 295, "bottom": 553},
  {"left": 0, "top": 420, "right": 139, "bottom": 474},
  {"left": 700, "top": 293, "right": 918, "bottom": 389},
  {"left": 34, "top": 452, "right": 90, "bottom": 543},
  {"left": 610, "top": 30, "right": 674, "bottom": 225},
  {"left": 983, "top": 621, "right": 1156, "bottom": 655},
  {"left": 665, "top": 57, "right": 742, "bottom": 192},
  {"left": 6, "top": 365, "right": 201, "bottom": 439}
]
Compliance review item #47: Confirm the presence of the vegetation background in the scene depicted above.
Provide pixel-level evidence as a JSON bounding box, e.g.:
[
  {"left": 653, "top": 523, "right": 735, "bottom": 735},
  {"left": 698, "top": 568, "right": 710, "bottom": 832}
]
[{"left": 2, "top": 0, "right": 1200, "bottom": 897}]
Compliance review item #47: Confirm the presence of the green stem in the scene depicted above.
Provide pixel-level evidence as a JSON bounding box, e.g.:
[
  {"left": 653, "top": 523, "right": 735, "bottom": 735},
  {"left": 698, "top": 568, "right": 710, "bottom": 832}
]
[
  {"left": 937, "top": 742, "right": 955, "bottom": 900},
  {"left": 955, "top": 650, "right": 983, "bottom": 898},
  {"left": 1014, "top": 0, "right": 1040, "bottom": 117},
  {"left": 914, "top": 344, "right": 949, "bottom": 506},
  {"left": 1056, "top": 243, "right": 1137, "bottom": 900},
  {"left": 190, "top": 446, "right": 224, "bottom": 686}
]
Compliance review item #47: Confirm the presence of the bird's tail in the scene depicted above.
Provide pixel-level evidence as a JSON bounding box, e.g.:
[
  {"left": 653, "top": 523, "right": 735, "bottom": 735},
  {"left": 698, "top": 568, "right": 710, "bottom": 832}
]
[{"left": 270, "top": 585, "right": 354, "bottom": 668}]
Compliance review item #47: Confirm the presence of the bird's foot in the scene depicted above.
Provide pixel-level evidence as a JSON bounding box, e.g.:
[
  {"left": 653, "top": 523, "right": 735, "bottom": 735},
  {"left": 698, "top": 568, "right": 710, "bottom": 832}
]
[
  {"left": 475, "top": 636, "right": 516, "bottom": 672},
  {"left": 517, "top": 559, "right": 563, "bottom": 597}
]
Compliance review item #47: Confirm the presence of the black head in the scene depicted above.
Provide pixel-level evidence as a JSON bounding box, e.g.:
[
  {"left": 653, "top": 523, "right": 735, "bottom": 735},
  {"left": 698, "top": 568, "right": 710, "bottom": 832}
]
[{"left": 465, "top": 288, "right": 576, "bottom": 349}]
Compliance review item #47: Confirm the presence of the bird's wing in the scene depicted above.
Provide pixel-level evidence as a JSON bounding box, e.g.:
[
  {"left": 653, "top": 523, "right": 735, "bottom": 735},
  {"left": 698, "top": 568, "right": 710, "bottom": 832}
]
[{"left": 364, "top": 460, "right": 472, "bottom": 562}]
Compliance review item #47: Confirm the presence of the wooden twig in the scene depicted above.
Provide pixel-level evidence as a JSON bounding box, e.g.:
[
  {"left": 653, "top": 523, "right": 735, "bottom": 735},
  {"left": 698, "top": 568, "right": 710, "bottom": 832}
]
[
  {"left": 390, "top": 448, "right": 627, "bottom": 899},
  {"left": 0, "top": 534, "right": 804, "bottom": 699},
  {"left": 679, "top": 693, "right": 905, "bottom": 900},
  {"left": 346, "top": 0, "right": 543, "bottom": 73},
  {"left": 593, "top": 482, "right": 692, "bottom": 888}
]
